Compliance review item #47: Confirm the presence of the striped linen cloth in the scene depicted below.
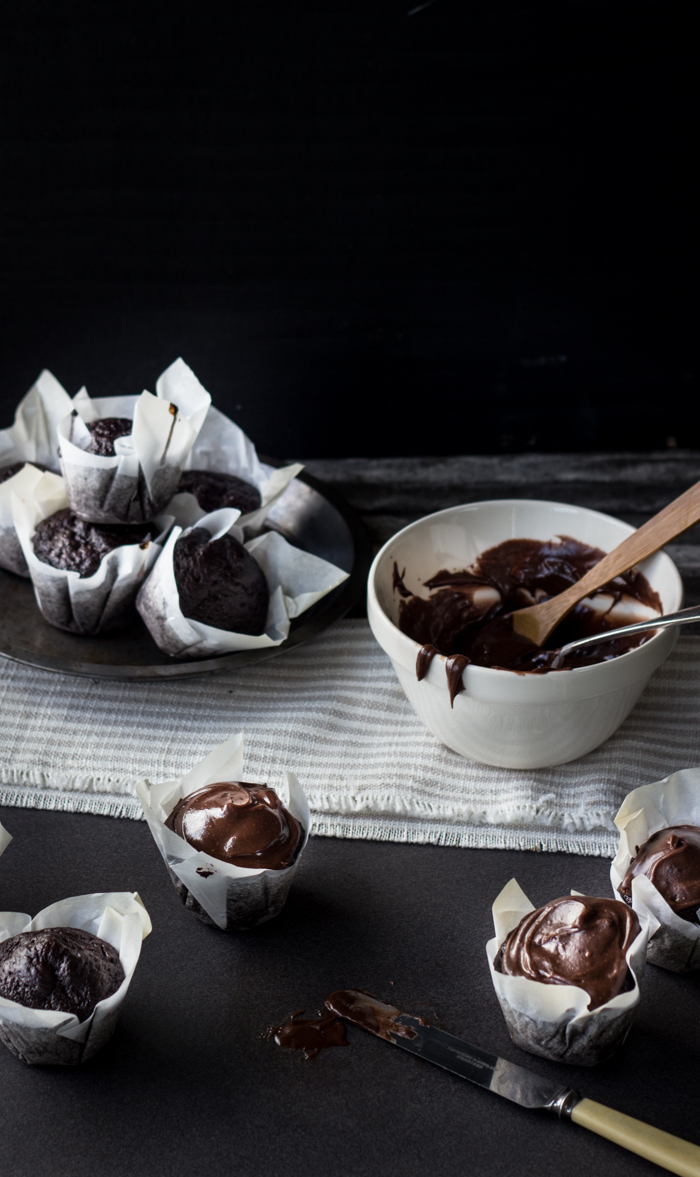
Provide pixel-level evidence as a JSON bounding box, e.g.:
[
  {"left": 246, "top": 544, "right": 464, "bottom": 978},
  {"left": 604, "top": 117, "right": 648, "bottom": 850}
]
[{"left": 1, "top": 620, "right": 699, "bottom": 856}]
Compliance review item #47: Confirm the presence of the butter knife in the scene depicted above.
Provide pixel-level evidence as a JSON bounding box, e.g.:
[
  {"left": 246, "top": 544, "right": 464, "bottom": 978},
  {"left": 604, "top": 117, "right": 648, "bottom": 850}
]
[{"left": 325, "top": 990, "right": 700, "bottom": 1177}]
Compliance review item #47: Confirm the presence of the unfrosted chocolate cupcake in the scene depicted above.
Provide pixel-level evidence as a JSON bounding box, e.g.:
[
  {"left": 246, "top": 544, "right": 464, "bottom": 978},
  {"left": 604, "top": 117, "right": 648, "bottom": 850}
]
[
  {"left": 177, "top": 469, "right": 262, "bottom": 515},
  {"left": 174, "top": 526, "right": 269, "bottom": 634},
  {"left": 85, "top": 417, "right": 133, "bottom": 456},
  {"left": 0, "top": 927, "right": 125, "bottom": 1022},
  {"left": 166, "top": 781, "right": 304, "bottom": 870},
  {"left": 495, "top": 894, "right": 640, "bottom": 1010},
  {"left": 619, "top": 825, "right": 700, "bottom": 924},
  {"left": 32, "top": 509, "right": 152, "bottom": 578}
]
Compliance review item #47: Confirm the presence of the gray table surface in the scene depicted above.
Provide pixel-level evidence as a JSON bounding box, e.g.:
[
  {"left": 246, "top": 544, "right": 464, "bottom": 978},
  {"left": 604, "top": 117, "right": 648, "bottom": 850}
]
[{"left": 2, "top": 452, "right": 700, "bottom": 1177}]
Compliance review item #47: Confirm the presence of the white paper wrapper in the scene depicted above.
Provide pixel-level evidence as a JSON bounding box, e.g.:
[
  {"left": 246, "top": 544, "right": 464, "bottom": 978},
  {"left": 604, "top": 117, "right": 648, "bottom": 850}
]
[
  {"left": 0, "top": 821, "right": 11, "bottom": 860},
  {"left": 136, "top": 734, "right": 310, "bottom": 931},
  {"left": 0, "top": 892, "right": 151, "bottom": 1065},
  {"left": 57, "top": 358, "right": 210, "bottom": 524},
  {"left": 165, "top": 363, "right": 303, "bottom": 529},
  {"left": 610, "top": 768, "right": 700, "bottom": 972},
  {"left": 136, "top": 507, "right": 349, "bottom": 658},
  {"left": 0, "top": 370, "right": 73, "bottom": 575},
  {"left": 486, "top": 878, "right": 656, "bottom": 1066},
  {"left": 12, "top": 465, "right": 172, "bottom": 635}
]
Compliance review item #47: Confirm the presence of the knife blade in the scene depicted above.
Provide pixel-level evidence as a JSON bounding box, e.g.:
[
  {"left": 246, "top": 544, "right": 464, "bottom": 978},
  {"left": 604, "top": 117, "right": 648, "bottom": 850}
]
[{"left": 324, "top": 990, "right": 700, "bottom": 1177}]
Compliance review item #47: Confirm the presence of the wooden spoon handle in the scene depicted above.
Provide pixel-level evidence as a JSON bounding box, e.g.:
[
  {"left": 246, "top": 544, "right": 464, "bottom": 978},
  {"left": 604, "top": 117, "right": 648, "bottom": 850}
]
[
  {"left": 571, "top": 1098, "right": 700, "bottom": 1176},
  {"left": 569, "top": 479, "right": 700, "bottom": 602}
]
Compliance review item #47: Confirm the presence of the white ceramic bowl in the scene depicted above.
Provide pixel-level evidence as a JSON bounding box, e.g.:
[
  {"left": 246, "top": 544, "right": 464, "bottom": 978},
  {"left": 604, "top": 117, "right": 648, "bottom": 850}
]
[{"left": 367, "top": 500, "right": 683, "bottom": 769}]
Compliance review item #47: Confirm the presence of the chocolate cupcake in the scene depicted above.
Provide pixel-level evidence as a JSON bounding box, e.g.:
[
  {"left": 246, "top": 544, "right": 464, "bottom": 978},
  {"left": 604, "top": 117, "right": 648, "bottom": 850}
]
[
  {"left": 494, "top": 894, "right": 639, "bottom": 1011},
  {"left": 0, "top": 892, "right": 151, "bottom": 1065},
  {"left": 0, "top": 928, "right": 124, "bottom": 1022},
  {"left": 57, "top": 360, "right": 211, "bottom": 524},
  {"left": 33, "top": 509, "right": 153, "bottom": 579},
  {"left": 13, "top": 466, "right": 171, "bottom": 635},
  {"left": 137, "top": 508, "right": 348, "bottom": 658},
  {"left": 611, "top": 769, "right": 700, "bottom": 971},
  {"left": 173, "top": 525, "right": 269, "bottom": 635},
  {"left": 177, "top": 469, "right": 262, "bottom": 515},
  {"left": 487, "top": 879, "right": 652, "bottom": 1065},
  {"left": 136, "top": 734, "right": 310, "bottom": 931},
  {"left": 85, "top": 417, "right": 133, "bottom": 456}
]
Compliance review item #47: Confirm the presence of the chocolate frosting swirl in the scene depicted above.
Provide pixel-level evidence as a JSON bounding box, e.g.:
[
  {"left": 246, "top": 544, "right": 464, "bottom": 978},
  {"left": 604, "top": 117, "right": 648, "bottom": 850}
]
[
  {"left": 165, "top": 781, "right": 303, "bottom": 870},
  {"left": 495, "top": 894, "right": 640, "bottom": 1010},
  {"left": 619, "top": 825, "right": 700, "bottom": 923}
]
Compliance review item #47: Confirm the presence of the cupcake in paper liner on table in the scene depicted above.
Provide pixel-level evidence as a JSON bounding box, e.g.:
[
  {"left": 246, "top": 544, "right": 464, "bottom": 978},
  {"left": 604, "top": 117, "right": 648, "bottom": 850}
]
[
  {"left": 486, "top": 878, "right": 656, "bottom": 1066},
  {"left": 56, "top": 357, "right": 210, "bottom": 525},
  {"left": 136, "top": 506, "right": 349, "bottom": 658},
  {"left": 0, "top": 892, "right": 151, "bottom": 1066},
  {"left": 0, "top": 369, "right": 73, "bottom": 576},
  {"left": 160, "top": 360, "right": 303, "bottom": 532},
  {"left": 136, "top": 734, "right": 310, "bottom": 931},
  {"left": 12, "top": 464, "right": 173, "bottom": 635},
  {"left": 611, "top": 768, "right": 700, "bottom": 973}
]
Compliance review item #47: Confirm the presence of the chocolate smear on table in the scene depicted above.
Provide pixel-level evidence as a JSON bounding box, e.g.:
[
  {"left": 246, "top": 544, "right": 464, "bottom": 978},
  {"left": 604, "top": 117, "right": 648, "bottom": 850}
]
[
  {"left": 177, "top": 469, "right": 262, "bottom": 515},
  {"left": 494, "top": 894, "right": 640, "bottom": 1011},
  {"left": 397, "top": 535, "right": 662, "bottom": 675},
  {"left": 32, "top": 508, "right": 153, "bottom": 577},
  {"left": 271, "top": 1010, "right": 348, "bottom": 1059},
  {"left": 174, "top": 526, "right": 269, "bottom": 634},
  {"left": 166, "top": 781, "right": 304, "bottom": 870},
  {"left": 85, "top": 417, "right": 134, "bottom": 456},
  {"left": 619, "top": 825, "right": 700, "bottom": 923},
  {"left": 325, "top": 989, "right": 428, "bottom": 1041}
]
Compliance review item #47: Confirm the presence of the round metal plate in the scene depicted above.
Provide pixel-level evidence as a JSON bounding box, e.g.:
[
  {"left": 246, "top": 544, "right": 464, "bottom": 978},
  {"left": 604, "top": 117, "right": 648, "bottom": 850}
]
[{"left": 0, "top": 465, "right": 372, "bottom": 680}]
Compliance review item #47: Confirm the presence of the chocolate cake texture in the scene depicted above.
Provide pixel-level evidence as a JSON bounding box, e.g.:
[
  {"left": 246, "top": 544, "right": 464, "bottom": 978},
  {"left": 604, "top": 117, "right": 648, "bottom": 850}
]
[
  {"left": 173, "top": 526, "right": 269, "bottom": 634},
  {"left": 0, "top": 927, "right": 125, "bottom": 1022}
]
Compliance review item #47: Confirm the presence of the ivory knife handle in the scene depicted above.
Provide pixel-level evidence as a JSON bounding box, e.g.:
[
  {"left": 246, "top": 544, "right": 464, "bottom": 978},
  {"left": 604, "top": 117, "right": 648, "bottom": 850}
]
[{"left": 571, "top": 1098, "right": 700, "bottom": 1176}]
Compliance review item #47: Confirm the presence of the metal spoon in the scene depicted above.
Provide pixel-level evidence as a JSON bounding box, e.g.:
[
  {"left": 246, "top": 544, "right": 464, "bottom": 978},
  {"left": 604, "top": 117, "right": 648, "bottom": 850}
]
[{"left": 549, "top": 603, "right": 700, "bottom": 669}]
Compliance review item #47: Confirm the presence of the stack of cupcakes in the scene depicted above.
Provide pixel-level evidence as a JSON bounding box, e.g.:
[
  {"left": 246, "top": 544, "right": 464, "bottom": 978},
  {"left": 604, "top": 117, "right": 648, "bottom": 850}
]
[{"left": 10, "top": 361, "right": 212, "bottom": 635}]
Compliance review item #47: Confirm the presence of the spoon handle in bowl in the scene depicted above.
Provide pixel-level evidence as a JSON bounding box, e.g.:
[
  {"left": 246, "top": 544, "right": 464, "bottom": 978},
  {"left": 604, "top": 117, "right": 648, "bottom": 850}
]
[{"left": 513, "top": 479, "right": 700, "bottom": 645}]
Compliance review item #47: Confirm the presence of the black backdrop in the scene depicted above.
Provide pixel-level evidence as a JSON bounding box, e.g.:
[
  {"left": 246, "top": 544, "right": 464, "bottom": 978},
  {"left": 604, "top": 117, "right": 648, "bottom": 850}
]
[{"left": 0, "top": 0, "right": 695, "bottom": 458}]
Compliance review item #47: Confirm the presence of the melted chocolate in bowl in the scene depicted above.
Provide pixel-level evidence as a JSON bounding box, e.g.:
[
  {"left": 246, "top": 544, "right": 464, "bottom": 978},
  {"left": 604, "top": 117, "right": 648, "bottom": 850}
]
[{"left": 397, "top": 536, "right": 662, "bottom": 675}]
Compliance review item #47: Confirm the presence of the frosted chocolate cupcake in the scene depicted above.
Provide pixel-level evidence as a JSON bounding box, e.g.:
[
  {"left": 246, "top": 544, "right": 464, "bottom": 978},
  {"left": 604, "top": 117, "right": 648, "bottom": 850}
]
[
  {"left": 494, "top": 894, "right": 639, "bottom": 1011},
  {"left": 611, "top": 770, "right": 700, "bottom": 972},
  {"left": 166, "top": 782, "right": 304, "bottom": 870},
  {"left": 137, "top": 734, "right": 310, "bottom": 932},
  {"left": 177, "top": 469, "right": 262, "bottom": 516},
  {"left": 487, "top": 879, "right": 651, "bottom": 1065}
]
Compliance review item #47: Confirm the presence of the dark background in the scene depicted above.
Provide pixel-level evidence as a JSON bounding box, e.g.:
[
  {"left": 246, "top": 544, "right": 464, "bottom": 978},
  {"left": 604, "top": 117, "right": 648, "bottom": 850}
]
[{"left": 0, "top": 0, "right": 695, "bottom": 459}]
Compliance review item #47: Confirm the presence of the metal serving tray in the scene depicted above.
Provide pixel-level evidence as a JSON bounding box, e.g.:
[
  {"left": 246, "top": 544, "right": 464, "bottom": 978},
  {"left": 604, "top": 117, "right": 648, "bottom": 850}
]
[{"left": 0, "top": 465, "right": 372, "bottom": 680}]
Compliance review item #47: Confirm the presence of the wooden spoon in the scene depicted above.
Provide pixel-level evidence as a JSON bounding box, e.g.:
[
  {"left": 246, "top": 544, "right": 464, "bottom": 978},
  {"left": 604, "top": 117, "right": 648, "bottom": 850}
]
[{"left": 510, "top": 479, "right": 700, "bottom": 647}]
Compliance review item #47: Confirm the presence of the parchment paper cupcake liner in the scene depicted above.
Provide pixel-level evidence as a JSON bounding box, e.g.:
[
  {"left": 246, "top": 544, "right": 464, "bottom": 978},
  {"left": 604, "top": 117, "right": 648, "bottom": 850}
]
[
  {"left": 136, "top": 507, "right": 349, "bottom": 657},
  {"left": 486, "top": 878, "right": 656, "bottom": 1066},
  {"left": 0, "top": 821, "right": 11, "bottom": 860},
  {"left": 0, "top": 892, "right": 151, "bottom": 1066},
  {"left": 610, "top": 768, "right": 700, "bottom": 972},
  {"left": 12, "top": 465, "right": 172, "bottom": 635},
  {"left": 136, "top": 734, "right": 311, "bottom": 931},
  {"left": 57, "top": 358, "right": 210, "bottom": 524},
  {"left": 0, "top": 369, "right": 73, "bottom": 575},
  {"left": 157, "top": 360, "right": 302, "bottom": 531}
]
